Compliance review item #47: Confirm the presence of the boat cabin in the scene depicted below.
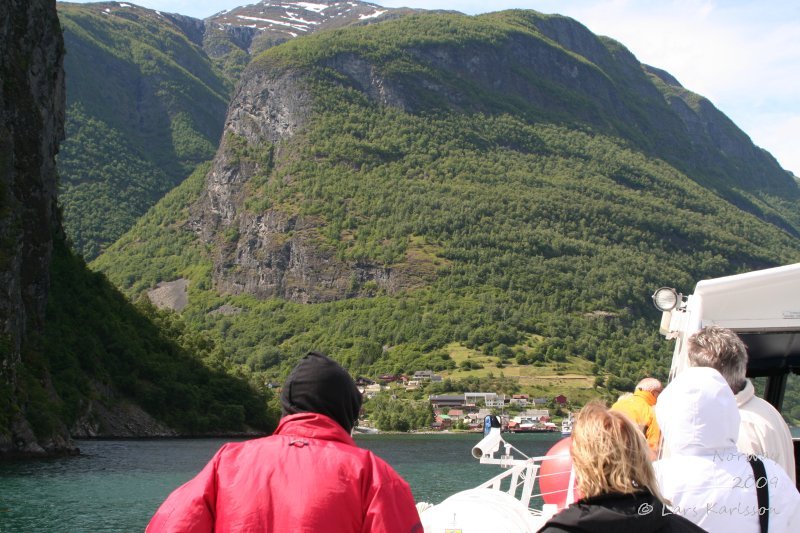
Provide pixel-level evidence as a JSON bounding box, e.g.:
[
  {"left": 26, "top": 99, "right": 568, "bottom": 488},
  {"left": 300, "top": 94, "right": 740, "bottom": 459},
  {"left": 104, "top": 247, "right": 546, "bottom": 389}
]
[{"left": 653, "top": 262, "right": 800, "bottom": 485}]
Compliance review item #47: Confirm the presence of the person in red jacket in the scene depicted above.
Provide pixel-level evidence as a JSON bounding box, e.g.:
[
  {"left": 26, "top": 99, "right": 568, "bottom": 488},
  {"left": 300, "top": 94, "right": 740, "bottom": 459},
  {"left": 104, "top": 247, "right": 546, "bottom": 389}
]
[{"left": 147, "top": 351, "right": 423, "bottom": 533}]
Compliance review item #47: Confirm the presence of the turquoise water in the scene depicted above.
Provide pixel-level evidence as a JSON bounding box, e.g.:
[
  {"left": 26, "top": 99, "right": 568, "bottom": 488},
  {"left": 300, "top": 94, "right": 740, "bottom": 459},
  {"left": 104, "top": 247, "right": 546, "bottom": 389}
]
[{"left": 0, "top": 433, "right": 562, "bottom": 532}]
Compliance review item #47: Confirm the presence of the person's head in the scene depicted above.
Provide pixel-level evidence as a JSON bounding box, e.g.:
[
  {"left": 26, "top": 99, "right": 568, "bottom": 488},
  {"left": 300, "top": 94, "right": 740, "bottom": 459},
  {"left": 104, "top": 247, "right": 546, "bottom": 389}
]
[
  {"left": 571, "top": 402, "right": 664, "bottom": 501},
  {"left": 280, "top": 351, "right": 363, "bottom": 433},
  {"left": 636, "top": 377, "right": 663, "bottom": 398},
  {"left": 686, "top": 326, "right": 748, "bottom": 393}
]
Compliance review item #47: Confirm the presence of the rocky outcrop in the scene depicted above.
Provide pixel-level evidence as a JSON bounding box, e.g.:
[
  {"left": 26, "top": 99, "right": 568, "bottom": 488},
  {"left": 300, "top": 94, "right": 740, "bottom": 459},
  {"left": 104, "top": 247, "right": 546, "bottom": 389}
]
[
  {"left": 71, "top": 382, "right": 177, "bottom": 438},
  {"left": 216, "top": 209, "right": 403, "bottom": 303},
  {"left": 161, "top": 12, "right": 206, "bottom": 47},
  {"left": 148, "top": 278, "right": 189, "bottom": 311},
  {"left": 189, "top": 63, "right": 400, "bottom": 301},
  {"left": 190, "top": 57, "right": 423, "bottom": 302},
  {"left": 0, "top": 0, "right": 73, "bottom": 457},
  {"left": 190, "top": 68, "right": 312, "bottom": 239},
  {"left": 71, "top": 401, "right": 177, "bottom": 438},
  {"left": 324, "top": 53, "right": 410, "bottom": 110},
  {"left": 204, "top": 24, "right": 260, "bottom": 58}
]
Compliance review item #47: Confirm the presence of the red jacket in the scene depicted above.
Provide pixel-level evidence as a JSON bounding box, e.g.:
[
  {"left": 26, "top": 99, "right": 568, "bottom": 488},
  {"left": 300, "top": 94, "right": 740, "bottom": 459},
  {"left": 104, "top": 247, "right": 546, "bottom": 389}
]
[{"left": 147, "top": 413, "right": 423, "bottom": 533}]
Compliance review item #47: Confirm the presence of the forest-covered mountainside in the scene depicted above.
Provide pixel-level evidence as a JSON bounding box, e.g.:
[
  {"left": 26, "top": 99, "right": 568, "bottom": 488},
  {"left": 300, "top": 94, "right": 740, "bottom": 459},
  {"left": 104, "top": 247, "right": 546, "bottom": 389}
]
[
  {"left": 40, "top": 239, "right": 277, "bottom": 439},
  {"left": 93, "top": 10, "right": 800, "bottom": 402},
  {"left": 56, "top": 1, "right": 420, "bottom": 261},
  {"left": 57, "top": 2, "right": 232, "bottom": 259}
]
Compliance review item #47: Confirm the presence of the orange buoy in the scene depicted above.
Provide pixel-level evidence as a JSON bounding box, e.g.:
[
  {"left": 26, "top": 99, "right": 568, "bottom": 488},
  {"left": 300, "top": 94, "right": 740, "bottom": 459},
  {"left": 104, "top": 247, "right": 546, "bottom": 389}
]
[{"left": 538, "top": 437, "right": 577, "bottom": 509}]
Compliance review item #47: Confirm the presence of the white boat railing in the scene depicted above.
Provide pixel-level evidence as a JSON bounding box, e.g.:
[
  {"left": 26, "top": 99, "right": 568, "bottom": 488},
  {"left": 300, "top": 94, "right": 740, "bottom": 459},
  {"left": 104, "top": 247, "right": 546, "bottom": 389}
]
[
  {"left": 475, "top": 459, "right": 539, "bottom": 510},
  {"left": 418, "top": 426, "right": 575, "bottom": 531},
  {"left": 472, "top": 427, "right": 576, "bottom": 517}
]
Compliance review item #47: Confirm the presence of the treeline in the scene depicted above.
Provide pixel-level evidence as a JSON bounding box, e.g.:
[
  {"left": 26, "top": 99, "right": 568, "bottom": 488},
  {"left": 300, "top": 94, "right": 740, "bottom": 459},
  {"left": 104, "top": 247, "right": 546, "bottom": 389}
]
[{"left": 364, "top": 396, "right": 434, "bottom": 432}]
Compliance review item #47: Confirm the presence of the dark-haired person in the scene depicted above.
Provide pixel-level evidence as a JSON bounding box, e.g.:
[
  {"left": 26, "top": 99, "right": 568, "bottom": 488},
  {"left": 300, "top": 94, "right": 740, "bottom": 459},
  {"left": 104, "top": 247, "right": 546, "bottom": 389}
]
[
  {"left": 147, "top": 351, "right": 423, "bottom": 533},
  {"left": 687, "top": 325, "right": 795, "bottom": 483},
  {"left": 538, "top": 402, "right": 704, "bottom": 533}
]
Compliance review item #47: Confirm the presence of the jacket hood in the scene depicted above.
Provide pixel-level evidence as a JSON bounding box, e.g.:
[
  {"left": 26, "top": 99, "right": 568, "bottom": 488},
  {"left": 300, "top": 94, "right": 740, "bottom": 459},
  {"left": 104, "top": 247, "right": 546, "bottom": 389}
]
[
  {"left": 544, "top": 492, "right": 667, "bottom": 532},
  {"left": 655, "top": 366, "right": 739, "bottom": 456},
  {"left": 280, "top": 351, "right": 363, "bottom": 433}
]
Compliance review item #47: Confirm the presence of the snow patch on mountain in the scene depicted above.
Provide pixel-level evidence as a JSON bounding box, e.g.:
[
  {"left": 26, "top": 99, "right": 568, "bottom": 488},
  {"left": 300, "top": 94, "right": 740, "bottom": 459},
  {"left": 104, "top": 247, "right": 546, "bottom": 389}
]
[
  {"left": 294, "top": 2, "right": 329, "bottom": 13},
  {"left": 207, "top": 1, "right": 397, "bottom": 40},
  {"left": 359, "top": 9, "right": 386, "bottom": 20}
]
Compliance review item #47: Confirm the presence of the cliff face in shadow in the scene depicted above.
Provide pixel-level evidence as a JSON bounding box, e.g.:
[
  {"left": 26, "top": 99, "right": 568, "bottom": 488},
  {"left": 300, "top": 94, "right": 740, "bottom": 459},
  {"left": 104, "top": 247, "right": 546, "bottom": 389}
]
[
  {"left": 0, "top": 0, "right": 74, "bottom": 456},
  {"left": 1, "top": 0, "right": 273, "bottom": 458}
]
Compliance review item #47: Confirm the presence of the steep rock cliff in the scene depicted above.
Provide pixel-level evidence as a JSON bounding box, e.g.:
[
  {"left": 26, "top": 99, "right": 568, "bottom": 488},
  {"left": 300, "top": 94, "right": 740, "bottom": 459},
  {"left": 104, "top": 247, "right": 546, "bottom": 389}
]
[
  {"left": 190, "top": 66, "right": 411, "bottom": 302},
  {"left": 0, "top": 0, "right": 74, "bottom": 456}
]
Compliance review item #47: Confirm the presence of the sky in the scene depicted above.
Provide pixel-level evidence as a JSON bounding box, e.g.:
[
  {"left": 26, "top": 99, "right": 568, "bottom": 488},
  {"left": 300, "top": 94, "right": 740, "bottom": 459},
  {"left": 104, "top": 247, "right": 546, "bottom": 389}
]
[{"left": 66, "top": 1, "right": 800, "bottom": 176}]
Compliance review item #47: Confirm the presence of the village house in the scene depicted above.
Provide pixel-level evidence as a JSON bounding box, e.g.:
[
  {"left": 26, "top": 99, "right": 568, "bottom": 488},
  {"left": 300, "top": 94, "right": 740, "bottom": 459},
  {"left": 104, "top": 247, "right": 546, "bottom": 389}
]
[
  {"left": 432, "top": 408, "right": 475, "bottom": 430},
  {"left": 361, "top": 383, "right": 383, "bottom": 399},
  {"left": 463, "top": 409, "right": 493, "bottom": 429},
  {"left": 463, "top": 392, "right": 498, "bottom": 406},
  {"left": 519, "top": 409, "right": 550, "bottom": 420},
  {"left": 485, "top": 395, "right": 506, "bottom": 408},
  {"left": 510, "top": 394, "right": 529, "bottom": 407},
  {"left": 413, "top": 370, "right": 442, "bottom": 382},
  {"left": 430, "top": 416, "right": 445, "bottom": 430},
  {"left": 429, "top": 394, "right": 465, "bottom": 408}
]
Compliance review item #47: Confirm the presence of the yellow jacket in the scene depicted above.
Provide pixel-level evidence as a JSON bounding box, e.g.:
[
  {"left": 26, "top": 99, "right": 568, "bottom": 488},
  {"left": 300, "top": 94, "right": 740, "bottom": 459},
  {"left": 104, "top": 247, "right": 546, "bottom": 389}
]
[{"left": 611, "top": 390, "right": 660, "bottom": 455}]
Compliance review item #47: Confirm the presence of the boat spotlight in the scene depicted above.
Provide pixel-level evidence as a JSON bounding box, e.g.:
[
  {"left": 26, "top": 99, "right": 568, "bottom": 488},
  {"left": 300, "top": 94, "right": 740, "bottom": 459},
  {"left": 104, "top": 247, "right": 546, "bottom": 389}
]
[{"left": 652, "top": 287, "right": 681, "bottom": 312}]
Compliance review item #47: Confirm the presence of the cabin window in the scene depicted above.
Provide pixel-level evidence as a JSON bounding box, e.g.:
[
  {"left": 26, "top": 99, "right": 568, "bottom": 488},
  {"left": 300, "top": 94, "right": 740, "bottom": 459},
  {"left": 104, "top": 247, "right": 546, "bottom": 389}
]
[{"left": 785, "top": 373, "right": 800, "bottom": 435}]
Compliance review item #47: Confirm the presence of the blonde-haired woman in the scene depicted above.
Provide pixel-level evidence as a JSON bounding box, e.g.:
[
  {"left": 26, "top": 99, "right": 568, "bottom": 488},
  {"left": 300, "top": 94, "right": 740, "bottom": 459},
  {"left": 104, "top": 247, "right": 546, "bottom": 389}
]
[{"left": 538, "top": 402, "right": 703, "bottom": 532}]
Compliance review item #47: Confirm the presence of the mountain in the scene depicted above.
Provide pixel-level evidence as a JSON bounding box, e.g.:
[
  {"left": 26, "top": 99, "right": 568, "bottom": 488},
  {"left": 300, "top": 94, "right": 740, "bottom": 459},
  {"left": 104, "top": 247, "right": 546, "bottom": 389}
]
[
  {"left": 210, "top": 0, "right": 399, "bottom": 32},
  {"left": 1, "top": 0, "right": 69, "bottom": 456},
  {"left": 93, "top": 10, "right": 800, "bottom": 399},
  {"left": 203, "top": 0, "right": 423, "bottom": 78},
  {"left": 57, "top": 2, "right": 233, "bottom": 260},
  {"left": 1, "top": 1, "right": 277, "bottom": 457},
  {"left": 56, "top": 1, "right": 426, "bottom": 260}
]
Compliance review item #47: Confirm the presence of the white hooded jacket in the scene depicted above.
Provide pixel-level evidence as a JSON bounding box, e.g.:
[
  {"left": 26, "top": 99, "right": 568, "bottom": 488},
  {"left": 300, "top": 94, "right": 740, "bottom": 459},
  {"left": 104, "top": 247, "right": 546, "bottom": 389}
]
[
  {"left": 736, "top": 379, "right": 796, "bottom": 484},
  {"left": 654, "top": 367, "right": 800, "bottom": 533}
]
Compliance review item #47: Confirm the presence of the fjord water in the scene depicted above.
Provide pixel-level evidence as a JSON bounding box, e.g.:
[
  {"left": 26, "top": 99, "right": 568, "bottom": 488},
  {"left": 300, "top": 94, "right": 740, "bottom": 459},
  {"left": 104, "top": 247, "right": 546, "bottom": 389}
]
[{"left": 0, "top": 433, "right": 562, "bottom": 531}]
